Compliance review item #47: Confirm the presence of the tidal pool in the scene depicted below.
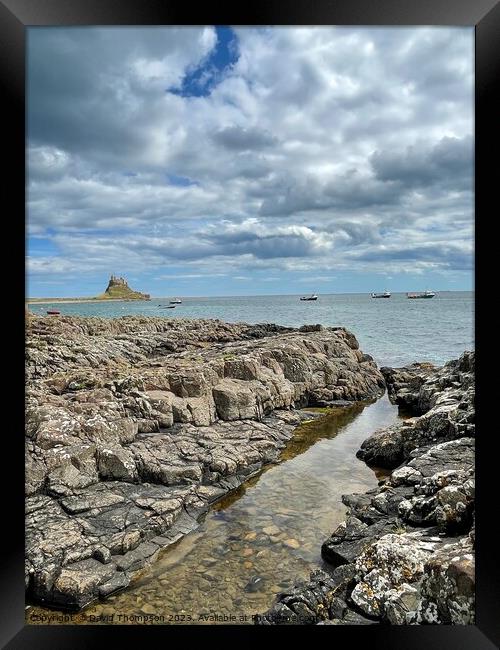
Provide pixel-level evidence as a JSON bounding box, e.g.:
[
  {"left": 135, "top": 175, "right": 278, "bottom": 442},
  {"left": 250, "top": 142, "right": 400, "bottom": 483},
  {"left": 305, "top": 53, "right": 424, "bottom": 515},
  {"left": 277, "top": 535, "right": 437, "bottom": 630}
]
[{"left": 27, "top": 394, "right": 400, "bottom": 625}]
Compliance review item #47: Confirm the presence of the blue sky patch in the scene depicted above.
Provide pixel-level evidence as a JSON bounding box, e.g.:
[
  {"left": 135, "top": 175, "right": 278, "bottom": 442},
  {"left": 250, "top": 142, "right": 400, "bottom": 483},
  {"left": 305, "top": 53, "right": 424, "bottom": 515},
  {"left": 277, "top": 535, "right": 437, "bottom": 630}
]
[
  {"left": 166, "top": 174, "right": 198, "bottom": 187},
  {"left": 169, "top": 27, "right": 239, "bottom": 98}
]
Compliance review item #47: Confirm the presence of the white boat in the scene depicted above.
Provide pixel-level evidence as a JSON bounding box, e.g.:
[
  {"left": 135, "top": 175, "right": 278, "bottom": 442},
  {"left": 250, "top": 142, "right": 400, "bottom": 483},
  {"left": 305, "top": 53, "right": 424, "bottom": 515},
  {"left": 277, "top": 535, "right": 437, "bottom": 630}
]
[
  {"left": 371, "top": 290, "right": 391, "bottom": 298},
  {"left": 407, "top": 290, "right": 436, "bottom": 299},
  {"left": 169, "top": 298, "right": 182, "bottom": 304},
  {"left": 300, "top": 294, "right": 318, "bottom": 301}
]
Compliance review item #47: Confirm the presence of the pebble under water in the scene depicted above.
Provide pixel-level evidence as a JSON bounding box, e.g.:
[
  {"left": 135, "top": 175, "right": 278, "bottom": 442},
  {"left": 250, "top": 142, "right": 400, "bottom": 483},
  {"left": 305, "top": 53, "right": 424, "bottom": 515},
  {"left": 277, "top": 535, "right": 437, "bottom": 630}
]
[{"left": 27, "top": 394, "right": 401, "bottom": 625}]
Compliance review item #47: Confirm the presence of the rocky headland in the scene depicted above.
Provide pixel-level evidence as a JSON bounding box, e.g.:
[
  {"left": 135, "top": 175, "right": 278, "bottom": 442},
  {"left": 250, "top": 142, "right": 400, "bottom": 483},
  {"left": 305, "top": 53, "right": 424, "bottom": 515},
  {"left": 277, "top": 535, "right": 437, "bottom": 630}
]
[
  {"left": 258, "top": 351, "right": 475, "bottom": 625},
  {"left": 27, "top": 274, "right": 150, "bottom": 304},
  {"left": 96, "top": 275, "right": 150, "bottom": 301},
  {"left": 25, "top": 314, "right": 385, "bottom": 610}
]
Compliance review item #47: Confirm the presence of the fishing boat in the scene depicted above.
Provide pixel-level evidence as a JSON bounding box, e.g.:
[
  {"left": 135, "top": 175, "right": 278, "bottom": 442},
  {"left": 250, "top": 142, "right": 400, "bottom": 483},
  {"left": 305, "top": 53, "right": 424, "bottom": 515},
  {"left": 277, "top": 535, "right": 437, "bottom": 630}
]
[
  {"left": 169, "top": 298, "right": 182, "bottom": 304},
  {"left": 300, "top": 294, "right": 318, "bottom": 301},
  {"left": 46, "top": 309, "right": 60, "bottom": 315},
  {"left": 371, "top": 290, "right": 391, "bottom": 298},
  {"left": 407, "top": 291, "right": 436, "bottom": 299}
]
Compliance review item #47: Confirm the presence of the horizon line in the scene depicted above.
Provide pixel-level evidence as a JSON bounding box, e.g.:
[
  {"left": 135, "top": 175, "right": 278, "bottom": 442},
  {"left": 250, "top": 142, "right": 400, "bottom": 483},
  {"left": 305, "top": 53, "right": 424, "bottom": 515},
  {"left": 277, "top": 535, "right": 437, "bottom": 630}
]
[{"left": 27, "top": 289, "right": 474, "bottom": 300}]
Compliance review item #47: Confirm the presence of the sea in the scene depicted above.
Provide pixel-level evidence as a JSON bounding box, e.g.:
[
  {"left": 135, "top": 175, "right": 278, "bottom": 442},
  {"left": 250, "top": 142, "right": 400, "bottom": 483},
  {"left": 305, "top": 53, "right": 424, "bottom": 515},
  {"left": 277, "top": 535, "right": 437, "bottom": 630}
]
[{"left": 28, "top": 291, "right": 474, "bottom": 368}]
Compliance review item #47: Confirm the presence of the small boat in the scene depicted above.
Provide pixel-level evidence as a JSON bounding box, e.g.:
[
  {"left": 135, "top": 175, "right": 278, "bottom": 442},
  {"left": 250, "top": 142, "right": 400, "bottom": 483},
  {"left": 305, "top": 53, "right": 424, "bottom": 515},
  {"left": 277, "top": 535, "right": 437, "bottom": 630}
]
[
  {"left": 407, "top": 291, "right": 436, "bottom": 299},
  {"left": 371, "top": 290, "right": 391, "bottom": 298},
  {"left": 169, "top": 298, "right": 182, "bottom": 304},
  {"left": 46, "top": 309, "right": 60, "bottom": 315},
  {"left": 300, "top": 294, "right": 318, "bottom": 301}
]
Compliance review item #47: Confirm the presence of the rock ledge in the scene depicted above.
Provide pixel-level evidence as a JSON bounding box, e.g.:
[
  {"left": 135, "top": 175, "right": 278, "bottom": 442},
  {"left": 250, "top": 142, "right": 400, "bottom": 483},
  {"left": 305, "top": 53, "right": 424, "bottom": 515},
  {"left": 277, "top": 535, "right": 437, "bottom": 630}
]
[{"left": 26, "top": 315, "right": 385, "bottom": 609}]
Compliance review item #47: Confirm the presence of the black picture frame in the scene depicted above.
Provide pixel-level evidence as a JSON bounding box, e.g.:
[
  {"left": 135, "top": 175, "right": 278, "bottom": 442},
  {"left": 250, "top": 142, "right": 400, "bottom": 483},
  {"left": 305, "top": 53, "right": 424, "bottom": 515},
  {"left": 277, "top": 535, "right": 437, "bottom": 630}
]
[{"left": 4, "top": 0, "right": 498, "bottom": 647}]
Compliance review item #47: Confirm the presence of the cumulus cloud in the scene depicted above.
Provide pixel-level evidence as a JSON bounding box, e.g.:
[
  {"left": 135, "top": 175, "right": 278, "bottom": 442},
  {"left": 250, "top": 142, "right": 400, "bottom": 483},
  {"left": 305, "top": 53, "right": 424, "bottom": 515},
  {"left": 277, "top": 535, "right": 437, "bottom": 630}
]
[
  {"left": 27, "top": 26, "right": 474, "bottom": 292},
  {"left": 349, "top": 242, "right": 473, "bottom": 271},
  {"left": 371, "top": 135, "right": 473, "bottom": 190},
  {"left": 212, "top": 126, "right": 278, "bottom": 151}
]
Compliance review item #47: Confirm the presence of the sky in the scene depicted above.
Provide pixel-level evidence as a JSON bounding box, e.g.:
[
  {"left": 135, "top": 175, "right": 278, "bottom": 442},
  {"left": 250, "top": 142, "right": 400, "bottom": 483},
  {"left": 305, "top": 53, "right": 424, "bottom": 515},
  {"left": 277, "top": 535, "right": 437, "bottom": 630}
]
[{"left": 27, "top": 26, "right": 474, "bottom": 297}]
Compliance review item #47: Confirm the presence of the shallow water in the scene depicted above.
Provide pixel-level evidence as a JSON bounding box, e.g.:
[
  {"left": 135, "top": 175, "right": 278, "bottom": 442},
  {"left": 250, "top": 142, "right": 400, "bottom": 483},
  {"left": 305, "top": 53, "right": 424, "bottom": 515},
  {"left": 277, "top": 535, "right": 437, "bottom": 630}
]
[
  {"left": 27, "top": 394, "right": 400, "bottom": 625},
  {"left": 28, "top": 291, "right": 474, "bottom": 367}
]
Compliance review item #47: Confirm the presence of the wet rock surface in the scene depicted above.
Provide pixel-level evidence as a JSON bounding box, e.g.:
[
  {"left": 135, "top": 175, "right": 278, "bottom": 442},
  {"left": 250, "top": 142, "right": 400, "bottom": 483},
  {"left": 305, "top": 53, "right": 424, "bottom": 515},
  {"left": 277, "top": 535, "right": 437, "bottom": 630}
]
[
  {"left": 26, "top": 315, "right": 384, "bottom": 610},
  {"left": 259, "top": 351, "right": 475, "bottom": 626}
]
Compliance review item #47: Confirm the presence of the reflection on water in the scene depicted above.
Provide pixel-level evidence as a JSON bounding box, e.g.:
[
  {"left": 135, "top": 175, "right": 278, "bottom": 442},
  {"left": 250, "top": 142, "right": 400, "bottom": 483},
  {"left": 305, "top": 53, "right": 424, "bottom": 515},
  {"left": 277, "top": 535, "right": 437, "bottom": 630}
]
[{"left": 27, "top": 395, "right": 400, "bottom": 625}]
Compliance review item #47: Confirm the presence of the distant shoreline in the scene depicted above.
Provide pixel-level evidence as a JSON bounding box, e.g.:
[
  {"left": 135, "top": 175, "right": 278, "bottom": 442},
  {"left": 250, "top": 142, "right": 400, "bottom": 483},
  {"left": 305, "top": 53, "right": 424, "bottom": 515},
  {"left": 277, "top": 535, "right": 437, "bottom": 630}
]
[
  {"left": 27, "top": 290, "right": 472, "bottom": 304},
  {"left": 26, "top": 298, "right": 149, "bottom": 305}
]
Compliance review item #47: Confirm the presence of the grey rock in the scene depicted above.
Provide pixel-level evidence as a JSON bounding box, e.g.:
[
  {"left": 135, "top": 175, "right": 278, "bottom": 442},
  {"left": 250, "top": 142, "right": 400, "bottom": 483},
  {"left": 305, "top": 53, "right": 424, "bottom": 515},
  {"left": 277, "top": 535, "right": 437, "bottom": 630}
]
[
  {"left": 97, "top": 571, "right": 129, "bottom": 598},
  {"left": 97, "top": 445, "right": 138, "bottom": 482},
  {"left": 26, "top": 314, "right": 384, "bottom": 610},
  {"left": 51, "top": 558, "right": 117, "bottom": 609},
  {"left": 261, "top": 352, "right": 475, "bottom": 627},
  {"left": 358, "top": 352, "right": 475, "bottom": 469}
]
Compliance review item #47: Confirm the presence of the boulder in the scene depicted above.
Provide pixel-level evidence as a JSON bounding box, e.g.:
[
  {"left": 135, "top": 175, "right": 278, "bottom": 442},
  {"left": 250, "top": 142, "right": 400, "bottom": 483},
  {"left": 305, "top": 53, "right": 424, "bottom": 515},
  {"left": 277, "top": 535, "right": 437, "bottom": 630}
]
[{"left": 97, "top": 446, "right": 138, "bottom": 482}]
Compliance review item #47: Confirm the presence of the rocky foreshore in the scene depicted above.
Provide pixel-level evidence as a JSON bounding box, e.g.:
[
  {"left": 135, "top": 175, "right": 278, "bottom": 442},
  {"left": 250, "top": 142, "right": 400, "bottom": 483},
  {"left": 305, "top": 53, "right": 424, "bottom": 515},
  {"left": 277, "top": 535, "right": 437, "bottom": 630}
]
[
  {"left": 25, "top": 315, "right": 385, "bottom": 610},
  {"left": 257, "top": 351, "right": 475, "bottom": 625}
]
